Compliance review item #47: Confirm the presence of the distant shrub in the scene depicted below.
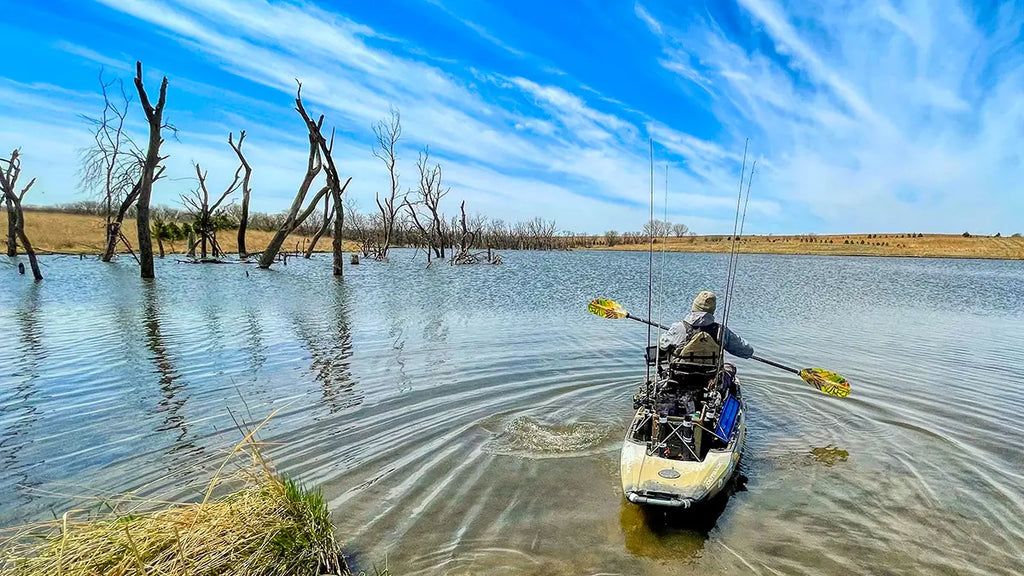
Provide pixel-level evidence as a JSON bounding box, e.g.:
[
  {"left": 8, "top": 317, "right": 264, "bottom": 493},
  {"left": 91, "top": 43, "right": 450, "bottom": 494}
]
[
  {"left": 1013, "top": 233, "right": 1022, "bottom": 238},
  {"left": 962, "top": 231, "right": 972, "bottom": 237},
  {"left": 994, "top": 232, "right": 1001, "bottom": 237}
]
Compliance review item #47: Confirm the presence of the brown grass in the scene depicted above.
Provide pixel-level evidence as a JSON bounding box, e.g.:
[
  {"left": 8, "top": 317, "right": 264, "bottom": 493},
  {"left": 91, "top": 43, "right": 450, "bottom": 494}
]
[
  {"left": 1, "top": 210, "right": 359, "bottom": 256},
  {"left": 597, "top": 233, "right": 1024, "bottom": 260},
  {"left": 0, "top": 412, "right": 373, "bottom": 576}
]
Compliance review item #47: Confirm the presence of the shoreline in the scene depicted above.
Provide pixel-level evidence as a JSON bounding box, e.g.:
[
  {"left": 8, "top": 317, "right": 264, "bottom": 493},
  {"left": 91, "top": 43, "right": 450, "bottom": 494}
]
[
  {"left": 4, "top": 211, "right": 1023, "bottom": 262},
  {"left": 591, "top": 233, "right": 1024, "bottom": 261}
]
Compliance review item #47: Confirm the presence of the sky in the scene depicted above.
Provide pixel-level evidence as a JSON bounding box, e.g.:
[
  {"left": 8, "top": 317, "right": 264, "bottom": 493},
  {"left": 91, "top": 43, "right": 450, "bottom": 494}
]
[{"left": 0, "top": 0, "right": 1021, "bottom": 234}]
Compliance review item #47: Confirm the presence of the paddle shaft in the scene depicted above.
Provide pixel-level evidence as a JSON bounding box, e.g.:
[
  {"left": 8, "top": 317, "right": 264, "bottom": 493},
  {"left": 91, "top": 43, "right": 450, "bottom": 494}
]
[
  {"left": 749, "top": 354, "right": 800, "bottom": 375},
  {"left": 620, "top": 313, "right": 801, "bottom": 376},
  {"left": 625, "top": 313, "right": 670, "bottom": 331}
]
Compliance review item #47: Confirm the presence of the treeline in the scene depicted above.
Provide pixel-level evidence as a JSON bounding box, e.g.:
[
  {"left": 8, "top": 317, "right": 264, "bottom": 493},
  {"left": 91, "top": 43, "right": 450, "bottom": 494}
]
[
  {"left": 38, "top": 200, "right": 598, "bottom": 252},
  {"left": 603, "top": 219, "right": 691, "bottom": 247}
]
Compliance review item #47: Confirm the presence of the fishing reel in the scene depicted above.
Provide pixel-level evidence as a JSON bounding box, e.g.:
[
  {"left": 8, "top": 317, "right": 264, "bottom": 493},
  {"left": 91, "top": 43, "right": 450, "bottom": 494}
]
[{"left": 633, "top": 378, "right": 657, "bottom": 410}]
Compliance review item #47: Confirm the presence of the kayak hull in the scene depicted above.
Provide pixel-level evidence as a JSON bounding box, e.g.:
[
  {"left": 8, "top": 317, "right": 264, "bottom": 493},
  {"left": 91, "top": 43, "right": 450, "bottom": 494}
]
[{"left": 620, "top": 396, "right": 745, "bottom": 508}]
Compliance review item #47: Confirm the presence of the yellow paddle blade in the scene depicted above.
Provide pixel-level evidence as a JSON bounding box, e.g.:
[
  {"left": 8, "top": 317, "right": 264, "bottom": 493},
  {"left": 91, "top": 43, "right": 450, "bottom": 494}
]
[
  {"left": 588, "top": 298, "right": 628, "bottom": 320},
  {"left": 799, "top": 368, "right": 851, "bottom": 398}
]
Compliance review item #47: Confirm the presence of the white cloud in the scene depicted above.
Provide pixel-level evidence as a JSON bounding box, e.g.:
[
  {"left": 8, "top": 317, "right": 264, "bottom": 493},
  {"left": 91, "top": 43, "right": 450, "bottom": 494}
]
[
  {"left": 644, "top": 0, "right": 1024, "bottom": 233},
  {"left": 0, "top": 0, "right": 750, "bottom": 233},
  {"left": 12, "top": 0, "right": 1013, "bottom": 236}
]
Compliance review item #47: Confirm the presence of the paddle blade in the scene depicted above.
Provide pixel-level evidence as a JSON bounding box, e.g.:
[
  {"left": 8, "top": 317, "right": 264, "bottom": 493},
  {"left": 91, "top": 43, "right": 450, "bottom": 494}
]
[
  {"left": 799, "top": 368, "right": 851, "bottom": 398},
  {"left": 588, "top": 298, "right": 627, "bottom": 320}
]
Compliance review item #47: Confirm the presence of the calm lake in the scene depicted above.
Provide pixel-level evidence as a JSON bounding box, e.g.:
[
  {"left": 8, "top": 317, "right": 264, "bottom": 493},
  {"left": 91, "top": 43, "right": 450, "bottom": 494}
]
[{"left": 2, "top": 250, "right": 1023, "bottom": 575}]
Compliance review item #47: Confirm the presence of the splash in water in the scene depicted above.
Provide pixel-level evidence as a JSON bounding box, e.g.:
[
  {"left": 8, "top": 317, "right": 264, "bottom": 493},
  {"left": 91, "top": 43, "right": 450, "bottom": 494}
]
[{"left": 484, "top": 416, "right": 616, "bottom": 458}]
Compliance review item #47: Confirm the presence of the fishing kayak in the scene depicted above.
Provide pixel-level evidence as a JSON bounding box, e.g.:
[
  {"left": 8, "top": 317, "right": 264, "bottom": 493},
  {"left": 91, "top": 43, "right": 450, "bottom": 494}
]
[{"left": 620, "top": 373, "right": 745, "bottom": 508}]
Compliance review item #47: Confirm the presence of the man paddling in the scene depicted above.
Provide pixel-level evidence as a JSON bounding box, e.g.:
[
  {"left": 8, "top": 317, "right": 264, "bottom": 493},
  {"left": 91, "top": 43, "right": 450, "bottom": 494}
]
[{"left": 658, "top": 290, "right": 754, "bottom": 366}]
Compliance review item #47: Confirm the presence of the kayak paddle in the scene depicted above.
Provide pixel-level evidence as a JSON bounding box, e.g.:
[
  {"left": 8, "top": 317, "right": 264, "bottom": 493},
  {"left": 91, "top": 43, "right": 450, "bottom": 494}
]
[{"left": 587, "top": 298, "right": 851, "bottom": 399}]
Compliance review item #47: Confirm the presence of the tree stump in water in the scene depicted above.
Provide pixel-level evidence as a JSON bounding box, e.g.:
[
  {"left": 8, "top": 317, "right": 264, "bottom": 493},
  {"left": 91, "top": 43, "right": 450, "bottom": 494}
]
[{"left": 350, "top": 254, "right": 360, "bottom": 265}]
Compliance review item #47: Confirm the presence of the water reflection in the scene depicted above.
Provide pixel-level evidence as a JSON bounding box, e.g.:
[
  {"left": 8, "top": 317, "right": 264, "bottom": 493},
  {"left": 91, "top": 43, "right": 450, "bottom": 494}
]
[
  {"left": 619, "top": 473, "right": 746, "bottom": 561},
  {"left": 142, "top": 284, "right": 199, "bottom": 465},
  {"left": 293, "top": 286, "right": 361, "bottom": 414},
  {"left": 0, "top": 284, "right": 44, "bottom": 504},
  {"left": 244, "top": 308, "right": 267, "bottom": 375}
]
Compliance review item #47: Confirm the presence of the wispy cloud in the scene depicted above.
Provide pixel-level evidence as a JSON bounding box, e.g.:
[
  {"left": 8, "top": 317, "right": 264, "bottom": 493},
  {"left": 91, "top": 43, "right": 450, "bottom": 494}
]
[
  {"left": 1, "top": 0, "right": 1018, "bottom": 233},
  {"left": 644, "top": 0, "right": 1024, "bottom": 232},
  {"left": 0, "top": 0, "right": 753, "bottom": 230}
]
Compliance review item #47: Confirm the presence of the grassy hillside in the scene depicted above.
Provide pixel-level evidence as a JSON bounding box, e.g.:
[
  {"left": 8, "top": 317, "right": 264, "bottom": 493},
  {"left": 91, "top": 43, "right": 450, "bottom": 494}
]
[
  {"left": 599, "top": 232, "right": 1024, "bottom": 260},
  {"left": 1, "top": 210, "right": 359, "bottom": 256}
]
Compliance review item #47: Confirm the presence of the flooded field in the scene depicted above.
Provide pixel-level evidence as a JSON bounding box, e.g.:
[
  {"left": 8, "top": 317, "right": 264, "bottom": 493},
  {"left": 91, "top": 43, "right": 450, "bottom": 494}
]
[{"left": 2, "top": 250, "right": 1023, "bottom": 575}]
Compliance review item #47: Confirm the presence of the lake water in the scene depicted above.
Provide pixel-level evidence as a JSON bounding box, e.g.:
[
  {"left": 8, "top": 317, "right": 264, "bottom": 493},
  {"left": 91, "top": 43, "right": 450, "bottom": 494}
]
[{"left": 2, "top": 250, "right": 1023, "bottom": 575}]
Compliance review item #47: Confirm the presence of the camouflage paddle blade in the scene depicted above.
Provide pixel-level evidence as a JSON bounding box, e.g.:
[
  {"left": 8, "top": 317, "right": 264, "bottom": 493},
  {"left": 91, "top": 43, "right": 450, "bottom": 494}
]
[
  {"left": 588, "top": 298, "right": 627, "bottom": 320},
  {"left": 799, "top": 368, "right": 851, "bottom": 398}
]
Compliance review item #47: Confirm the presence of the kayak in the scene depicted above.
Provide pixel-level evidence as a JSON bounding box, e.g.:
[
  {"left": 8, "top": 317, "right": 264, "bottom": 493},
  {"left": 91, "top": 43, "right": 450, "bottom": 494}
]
[{"left": 620, "top": 371, "right": 745, "bottom": 508}]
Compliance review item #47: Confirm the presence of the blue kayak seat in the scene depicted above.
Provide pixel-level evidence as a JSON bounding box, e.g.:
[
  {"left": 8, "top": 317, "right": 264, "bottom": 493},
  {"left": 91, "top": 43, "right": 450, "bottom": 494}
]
[{"left": 715, "top": 396, "right": 741, "bottom": 443}]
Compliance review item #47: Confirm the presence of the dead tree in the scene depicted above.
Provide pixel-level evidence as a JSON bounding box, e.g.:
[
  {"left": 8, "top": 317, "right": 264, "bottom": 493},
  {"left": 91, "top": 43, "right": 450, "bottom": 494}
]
[
  {"left": 79, "top": 70, "right": 146, "bottom": 262},
  {"left": 0, "top": 149, "right": 42, "bottom": 280},
  {"left": 295, "top": 89, "right": 351, "bottom": 275},
  {"left": 133, "top": 61, "right": 169, "bottom": 279},
  {"left": 450, "top": 201, "right": 495, "bottom": 265},
  {"left": 402, "top": 148, "right": 448, "bottom": 263},
  {"left": 229, "top": 131, "right": 253, "bottom": 258},
  {"left": 258, "top": 82, "right": 334, "bottom": 269},
  {"left": 372, "top": 107, "right": 404, "bottom": 261},
  {"left": 182, "top": 154, "right": 242, "bottom": 259}
]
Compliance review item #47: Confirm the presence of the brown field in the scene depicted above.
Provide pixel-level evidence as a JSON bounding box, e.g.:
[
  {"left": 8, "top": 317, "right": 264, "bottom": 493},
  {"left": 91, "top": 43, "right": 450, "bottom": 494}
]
[
  {"left": 598, "top": 232, "right": 1024, "bottom": 260},
  {"left": 4, "top": 210, "right": 1022, "bottom": 260},
  {"left": 2, "top": 210, "right": 359, "bottom": 256}
]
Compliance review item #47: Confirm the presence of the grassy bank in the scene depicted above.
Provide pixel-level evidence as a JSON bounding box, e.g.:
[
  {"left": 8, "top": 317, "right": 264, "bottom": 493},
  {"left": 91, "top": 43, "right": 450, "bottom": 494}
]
[
  {"left": 1, "top": 210, "right": 359, "bottom": 256},
  {"left": 597, "top": 233, "right": 1024, "bottom": 260},
  {"left": 0, "top": 435, "right": 375, "bottom": 576}
]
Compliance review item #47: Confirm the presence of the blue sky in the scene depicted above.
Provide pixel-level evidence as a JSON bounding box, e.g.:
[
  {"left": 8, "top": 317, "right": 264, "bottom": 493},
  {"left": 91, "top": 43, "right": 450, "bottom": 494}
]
[{"left": 0, "top": 0, "right": 1021, "bottom": 234}]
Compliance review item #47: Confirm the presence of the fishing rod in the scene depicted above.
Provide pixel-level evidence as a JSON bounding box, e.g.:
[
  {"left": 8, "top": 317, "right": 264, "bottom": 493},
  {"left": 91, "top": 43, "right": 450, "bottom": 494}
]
[
  {"left": 645, "top": 138, "right": 655, "bottom": 384},
  {"left": 654, "top": 163, "right": 669, "bottom": 370},
  {"left": 719, "top": 139, "right": 749, "bottom": 372},
  {"left": 723, "top": 160, "right": 756, "bottom": 334},
  {"left": 587, "top": 298, "right": 851, "bottom": 398}
]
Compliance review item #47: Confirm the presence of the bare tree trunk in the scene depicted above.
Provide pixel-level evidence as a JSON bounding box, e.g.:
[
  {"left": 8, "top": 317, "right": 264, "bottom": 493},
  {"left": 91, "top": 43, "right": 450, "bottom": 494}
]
[
  {"left": 304, "top": 193, "right": 331, "bottom": 258},
  {"left": 13, "top": 211, "right": 41, "bottom": 280},
  {"left": 230, "top": 131, "right": 252, "bottom": 258},
  {"left": 133, "top": 61, "right": 168, "bottom": 280},
  {"left": 1, "top": 150, "right": 41, "bottom": 280},
  {"left": 101, "top": 190, "right": 138, "bottom": 262},
  {"left": 5, "top": 197, "right": 15, "bottom": 256},
  {"left": 293, "top": 82, "right": 351, "bottom": 276},
  {"left": 332, "top": 186, "right": 346, "bottom": 276},
  {"left": 258, "top": 132, "right": 327, "bottom": 268}
]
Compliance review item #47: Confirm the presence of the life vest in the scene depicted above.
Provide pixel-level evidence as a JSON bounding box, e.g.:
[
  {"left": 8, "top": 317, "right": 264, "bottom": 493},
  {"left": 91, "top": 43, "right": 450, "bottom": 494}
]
[{"left": 670, "top": 324, "right": 722, "bottom": 371}]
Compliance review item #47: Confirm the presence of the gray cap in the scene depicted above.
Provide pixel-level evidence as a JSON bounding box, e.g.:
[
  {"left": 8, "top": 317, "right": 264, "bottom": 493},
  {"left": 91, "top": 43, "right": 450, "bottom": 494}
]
[{"left": 691, "top": 290, "right": 717, "bottom": 313}]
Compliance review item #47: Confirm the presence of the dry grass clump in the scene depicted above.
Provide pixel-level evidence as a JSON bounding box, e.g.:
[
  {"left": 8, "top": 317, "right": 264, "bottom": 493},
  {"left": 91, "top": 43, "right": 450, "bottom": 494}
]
[
  {"left": 2, "top": 474, "right": 345, "bottom": 576},
  {"left": 0, "top": 415, "right": 358, "bottom": 576}
]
